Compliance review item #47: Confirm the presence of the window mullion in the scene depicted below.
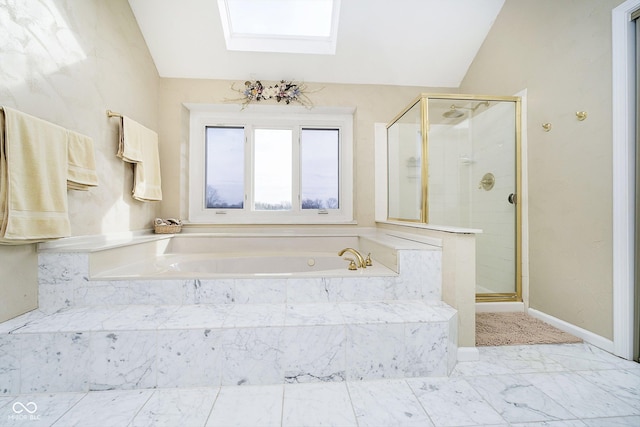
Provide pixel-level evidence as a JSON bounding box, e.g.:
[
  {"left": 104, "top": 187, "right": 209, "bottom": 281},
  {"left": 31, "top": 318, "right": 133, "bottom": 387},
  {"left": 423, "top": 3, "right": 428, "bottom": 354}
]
[
  {"left": 292, "top": 126, "right": 301, "bottom": 214},
  {"left": 246, "top": 125, "right": 253, "bottom": 213}
]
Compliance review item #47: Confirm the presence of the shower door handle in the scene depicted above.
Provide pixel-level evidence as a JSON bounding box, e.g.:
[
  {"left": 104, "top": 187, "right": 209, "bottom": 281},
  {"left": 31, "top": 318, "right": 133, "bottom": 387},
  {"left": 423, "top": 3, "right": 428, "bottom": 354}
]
[{"left": 508, "top": 193, "right": 517, "bottom": 204}]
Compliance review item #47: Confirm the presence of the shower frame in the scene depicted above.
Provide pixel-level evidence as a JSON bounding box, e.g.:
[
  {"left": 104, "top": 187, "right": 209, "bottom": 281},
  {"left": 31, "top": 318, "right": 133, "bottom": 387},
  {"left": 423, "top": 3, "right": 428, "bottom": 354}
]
[{"left": 386, "top": 93, "right": 522, "bottom": 303}]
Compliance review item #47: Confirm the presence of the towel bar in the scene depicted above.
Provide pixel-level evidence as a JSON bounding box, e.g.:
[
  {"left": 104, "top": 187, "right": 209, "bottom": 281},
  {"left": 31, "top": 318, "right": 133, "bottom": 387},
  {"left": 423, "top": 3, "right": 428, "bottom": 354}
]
[{"left": 106, "top": 110, "right": 122, "bottom": 118}]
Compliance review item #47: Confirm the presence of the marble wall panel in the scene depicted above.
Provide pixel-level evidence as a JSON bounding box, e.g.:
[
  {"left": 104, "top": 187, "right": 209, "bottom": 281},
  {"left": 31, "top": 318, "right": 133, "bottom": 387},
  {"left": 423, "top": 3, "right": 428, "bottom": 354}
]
[
  {"left": 346, "top": 323, "right": 405, "bottom": 381},
  {"left": 220, "top": 327, "right": 284, "bottom": 386},
  {"left": 282, "top": 325, "right": 346, "bottom": 383},
  {"left": 89, "top": 330, "right": 156, "bottom": 391},
  {"left": 157, "top": 328, "right": 223, "bottom": 388},
  {"left": 0, "top": 334, "right": 21, "bottom": 395},
  {"left": 20, "top": 332, "right": 90, "bottom": 393}
]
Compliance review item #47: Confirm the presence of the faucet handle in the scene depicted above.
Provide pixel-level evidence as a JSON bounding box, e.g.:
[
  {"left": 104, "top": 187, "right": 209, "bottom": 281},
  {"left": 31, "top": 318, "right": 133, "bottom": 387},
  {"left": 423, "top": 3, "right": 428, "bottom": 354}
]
[
  {"left": 365, "top": 253, "right": 373, "bottom": 266},
  {"left": 343, "top": 257, "right": 358, "bottom": 271}
]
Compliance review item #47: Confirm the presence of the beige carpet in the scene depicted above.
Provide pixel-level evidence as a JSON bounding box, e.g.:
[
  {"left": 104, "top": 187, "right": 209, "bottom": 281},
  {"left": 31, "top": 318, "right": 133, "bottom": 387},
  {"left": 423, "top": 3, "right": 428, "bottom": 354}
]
[{"left": 476, "top": 312, "right": 583, "bottom": 346}]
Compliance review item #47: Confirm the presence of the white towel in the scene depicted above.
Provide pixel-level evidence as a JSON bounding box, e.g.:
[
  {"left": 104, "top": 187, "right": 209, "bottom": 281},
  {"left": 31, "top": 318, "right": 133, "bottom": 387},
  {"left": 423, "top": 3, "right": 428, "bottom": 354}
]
[
  {"left": 0, "top": 107, "right": 70, "bottom": 243},
  {"left": 117, "top": 116, "right": 162, "bottom": 202}
]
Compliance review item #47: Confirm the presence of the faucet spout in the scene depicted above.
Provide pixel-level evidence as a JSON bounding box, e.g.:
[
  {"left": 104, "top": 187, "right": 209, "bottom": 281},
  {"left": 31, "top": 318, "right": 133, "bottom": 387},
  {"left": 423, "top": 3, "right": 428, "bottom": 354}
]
[{"left": 338, "top": 248, "right": 366, "bottom": 269}]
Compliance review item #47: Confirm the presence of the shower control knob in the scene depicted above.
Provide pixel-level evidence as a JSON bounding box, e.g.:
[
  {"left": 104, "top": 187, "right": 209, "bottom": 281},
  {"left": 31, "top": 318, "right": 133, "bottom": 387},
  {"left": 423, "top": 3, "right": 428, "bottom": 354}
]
[{"left": 508, "top": 193, "right": 517, "bottom": 204}]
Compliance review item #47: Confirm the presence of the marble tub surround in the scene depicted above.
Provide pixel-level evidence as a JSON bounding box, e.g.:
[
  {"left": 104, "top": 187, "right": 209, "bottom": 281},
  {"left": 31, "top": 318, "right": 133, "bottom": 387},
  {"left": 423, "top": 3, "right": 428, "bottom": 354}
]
[
  {"left": 12, "top": 229, "right": 460, "bottom": 396},
  {"left": 35, "top": 231, "right": 444, "bottom": 318},
  {"left": 0, "top": 300, "right": 457, "bottom": 394},
  {"left": 37, "top": 242, "right": 442, "bottom": 312},
  {"left": 1, "top": 343, "right": 638, "bottom": 427},
  {"left": 36, "top": 229, "right": 441, "bottom": 277}
]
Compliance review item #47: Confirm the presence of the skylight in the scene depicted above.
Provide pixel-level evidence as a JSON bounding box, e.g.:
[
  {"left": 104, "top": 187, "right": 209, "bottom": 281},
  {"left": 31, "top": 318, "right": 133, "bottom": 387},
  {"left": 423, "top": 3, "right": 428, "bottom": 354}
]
[{"left": 217, "top": 0, "right": 340, "bottom": 55}]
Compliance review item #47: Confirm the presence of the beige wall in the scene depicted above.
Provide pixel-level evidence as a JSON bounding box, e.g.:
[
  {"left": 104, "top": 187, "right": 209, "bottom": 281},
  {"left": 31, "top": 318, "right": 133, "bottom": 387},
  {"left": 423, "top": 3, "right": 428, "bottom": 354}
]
[
  {"left": 460, "top": 0, "right": 625, "bottom": 339},
  {"left": 0, "top": 0, "right": 159, "bottom": 321},
  {"left": 158, "top": 79, "right": 454, "bottom": 224}
]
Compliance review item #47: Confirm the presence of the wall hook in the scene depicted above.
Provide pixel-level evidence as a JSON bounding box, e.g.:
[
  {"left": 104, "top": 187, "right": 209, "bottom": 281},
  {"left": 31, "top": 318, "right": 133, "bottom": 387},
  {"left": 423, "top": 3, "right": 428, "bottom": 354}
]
[
  {"left": 542, "top": 123, "right": 552, "bottom": 132},
  {"left": 576, "top": 111, "right": 587, "bottom": 121}
]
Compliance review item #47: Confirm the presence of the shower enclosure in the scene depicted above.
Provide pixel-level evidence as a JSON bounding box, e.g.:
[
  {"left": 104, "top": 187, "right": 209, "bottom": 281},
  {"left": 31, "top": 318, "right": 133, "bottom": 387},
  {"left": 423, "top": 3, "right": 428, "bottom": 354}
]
[{"left": 387, "top": 94, "right": 522, "bottom": 302}]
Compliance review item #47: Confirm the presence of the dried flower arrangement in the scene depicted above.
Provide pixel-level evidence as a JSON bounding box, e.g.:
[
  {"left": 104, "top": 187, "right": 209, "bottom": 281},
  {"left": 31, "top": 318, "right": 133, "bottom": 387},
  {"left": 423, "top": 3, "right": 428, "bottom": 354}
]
[{"left": 229, "top": 80, "right": 315, "bottom": 109}]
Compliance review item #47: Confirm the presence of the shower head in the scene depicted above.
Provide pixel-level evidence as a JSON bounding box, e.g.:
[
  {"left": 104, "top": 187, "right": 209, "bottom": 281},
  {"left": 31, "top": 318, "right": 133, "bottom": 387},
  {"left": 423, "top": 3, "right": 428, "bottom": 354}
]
[
  {"left": 443, "top": 105, "right": 464, "bottom": 119},
  {"left": 442, "top": 101, "right": 490, "bottom": 119}
]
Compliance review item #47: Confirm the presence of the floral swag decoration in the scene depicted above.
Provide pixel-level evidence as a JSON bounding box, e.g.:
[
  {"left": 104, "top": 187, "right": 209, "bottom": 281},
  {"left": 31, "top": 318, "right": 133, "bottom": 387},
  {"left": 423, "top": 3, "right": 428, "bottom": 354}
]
[{"left": 229, "top": 80, "right": 316, "bottom": 109}]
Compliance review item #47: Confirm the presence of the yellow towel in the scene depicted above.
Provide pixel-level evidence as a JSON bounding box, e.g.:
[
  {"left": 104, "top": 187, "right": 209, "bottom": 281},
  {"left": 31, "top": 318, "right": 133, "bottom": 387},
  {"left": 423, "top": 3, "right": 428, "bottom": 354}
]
[
  {"left": 132, "top": 137, "right": 163, "bottom": 202},
  {"left": 117, "top": 116, "right": 144, "bottom": 163},
  {"left": 117, "top": 116, "right": 162, "bottom": 202},
  {"left": 67, "top": 129, "right": 98, "bottom": 190},
  {"left": 0, "top": 107, "right": 70, "bottom": 242}
]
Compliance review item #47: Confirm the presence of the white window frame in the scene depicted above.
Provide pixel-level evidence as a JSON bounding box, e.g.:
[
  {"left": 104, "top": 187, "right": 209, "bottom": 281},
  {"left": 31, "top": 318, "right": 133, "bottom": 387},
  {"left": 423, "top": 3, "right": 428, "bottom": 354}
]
[{"left": 187, "top": 104, "right": 355, "bottom": 224}]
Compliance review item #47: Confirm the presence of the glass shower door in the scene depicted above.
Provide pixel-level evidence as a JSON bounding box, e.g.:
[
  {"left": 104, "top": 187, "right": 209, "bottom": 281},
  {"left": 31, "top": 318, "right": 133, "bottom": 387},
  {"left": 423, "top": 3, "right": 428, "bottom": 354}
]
[
  {"left": 386, "top": 94, "right": 521, "bottom": 301},
  {"left": 427, "top": 97, "right": 520, "bottom": 300},
  {"left": 387, "top": 100, "right": 424, "bottom": 222}
]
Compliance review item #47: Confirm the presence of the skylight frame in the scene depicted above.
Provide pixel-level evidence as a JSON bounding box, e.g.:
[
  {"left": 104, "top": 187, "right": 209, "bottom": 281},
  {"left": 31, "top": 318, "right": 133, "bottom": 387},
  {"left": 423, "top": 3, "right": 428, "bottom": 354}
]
[{"left": 217, "top": 0, "right": 341, "bottom": 55}]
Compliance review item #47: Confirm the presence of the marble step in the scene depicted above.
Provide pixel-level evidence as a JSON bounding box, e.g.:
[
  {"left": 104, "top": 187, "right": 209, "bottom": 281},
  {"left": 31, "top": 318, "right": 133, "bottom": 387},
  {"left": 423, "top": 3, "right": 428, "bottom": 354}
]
[{"left": 0, "top": 300, "right": 457, "bottom": 395}]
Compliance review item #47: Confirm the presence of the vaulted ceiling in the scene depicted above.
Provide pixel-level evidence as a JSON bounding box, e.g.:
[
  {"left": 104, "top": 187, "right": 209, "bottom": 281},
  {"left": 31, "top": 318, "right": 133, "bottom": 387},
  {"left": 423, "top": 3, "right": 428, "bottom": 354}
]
[{"left": 127, "top": 0, "right": 505, "bottom": 87}]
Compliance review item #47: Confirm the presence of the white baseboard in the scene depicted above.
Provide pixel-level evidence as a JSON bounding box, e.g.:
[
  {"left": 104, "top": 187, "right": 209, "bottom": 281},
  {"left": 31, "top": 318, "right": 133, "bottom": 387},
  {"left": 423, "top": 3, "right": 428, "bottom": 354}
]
[
  {"left": 527, "top": 308, "right": 614, "bottom": 354},
  {"left": 476, "top": 302, "right": 525, "bottom": 313},
  {"left": 457, "top": 346, "right": 480, "bottom": 362}
]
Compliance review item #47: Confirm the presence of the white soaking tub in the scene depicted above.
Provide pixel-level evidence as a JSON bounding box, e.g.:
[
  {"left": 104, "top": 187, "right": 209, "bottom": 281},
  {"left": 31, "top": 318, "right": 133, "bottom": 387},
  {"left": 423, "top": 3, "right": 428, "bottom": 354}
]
[{"left": 87, "top": 233, "right": 406, "bottom": 279}]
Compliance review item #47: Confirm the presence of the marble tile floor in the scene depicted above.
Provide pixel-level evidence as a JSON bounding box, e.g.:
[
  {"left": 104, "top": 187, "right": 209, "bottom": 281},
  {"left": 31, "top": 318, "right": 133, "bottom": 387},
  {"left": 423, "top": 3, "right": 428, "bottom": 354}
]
[{"left": 1, "top": 342, "right": 638, "bottom": 427}]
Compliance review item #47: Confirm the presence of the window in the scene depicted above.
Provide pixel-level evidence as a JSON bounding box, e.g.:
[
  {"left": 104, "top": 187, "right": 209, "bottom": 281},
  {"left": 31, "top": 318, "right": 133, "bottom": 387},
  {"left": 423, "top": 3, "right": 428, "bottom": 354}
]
[
  {"left": 301, "top": 128, "right": 340, "bottom": 209},
  {"left": 253, "top": 128, "right": 292, "bottom": 210},
  {"left": 217, "top": 0, "right": 341, "bottom": 55},
  {"left": 188, "top": 104, "right": 354, "bottom": 224},
  {"left": 205, "top": 126, "right": 244, "bottom": 209}
]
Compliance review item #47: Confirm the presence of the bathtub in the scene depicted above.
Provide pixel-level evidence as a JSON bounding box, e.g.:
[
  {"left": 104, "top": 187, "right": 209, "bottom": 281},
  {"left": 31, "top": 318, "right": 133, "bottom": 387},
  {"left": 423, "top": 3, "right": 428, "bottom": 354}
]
[
  {"left": 165, "top": 253, "right": 368, "bottom": 274},
  {"left": 87, "top": 233, "right": 412, "bottom": 279},
  {"left": 39, "top": 230, "right": 444, "bottom": 316},
  {"left": 93, "top": 251, "right": 396, "bottom": 278}
]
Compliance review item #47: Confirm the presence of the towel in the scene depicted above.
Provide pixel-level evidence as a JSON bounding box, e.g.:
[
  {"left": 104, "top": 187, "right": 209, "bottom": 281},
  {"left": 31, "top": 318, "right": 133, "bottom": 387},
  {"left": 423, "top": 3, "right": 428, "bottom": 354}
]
[
  {"left": 117, "top": 116, "right": 162, "bottom": 202},
  {"left": 67, "top": 129, "right": 98, "bottom": 190},
  {"left": 0, "top": 107, "right": 71, "bottom": 243},
  {"left": 117, "top": 116, "right": 144, "bottom": 163},
  {"left": 132, "top": 136, "right": 162, "bottom": 202}
]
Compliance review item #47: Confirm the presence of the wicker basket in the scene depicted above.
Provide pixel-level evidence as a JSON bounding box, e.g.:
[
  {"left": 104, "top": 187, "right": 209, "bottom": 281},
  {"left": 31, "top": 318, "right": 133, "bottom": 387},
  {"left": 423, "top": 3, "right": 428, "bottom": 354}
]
[
  {"left": 154, "top": 218, "right": 182, "bottom": 234},
  {"left": 154, "top": 223, "right": 182, "bottom": 234}
]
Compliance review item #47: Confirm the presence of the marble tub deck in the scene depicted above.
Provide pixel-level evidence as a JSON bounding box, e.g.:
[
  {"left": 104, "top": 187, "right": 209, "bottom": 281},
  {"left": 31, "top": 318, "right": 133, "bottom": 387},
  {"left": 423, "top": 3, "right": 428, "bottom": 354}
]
[{"left": 1, "top": 342, "right": 638, "bottom": 427}]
